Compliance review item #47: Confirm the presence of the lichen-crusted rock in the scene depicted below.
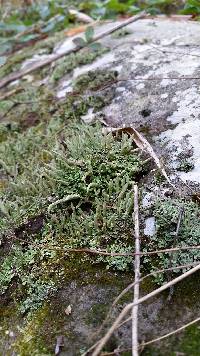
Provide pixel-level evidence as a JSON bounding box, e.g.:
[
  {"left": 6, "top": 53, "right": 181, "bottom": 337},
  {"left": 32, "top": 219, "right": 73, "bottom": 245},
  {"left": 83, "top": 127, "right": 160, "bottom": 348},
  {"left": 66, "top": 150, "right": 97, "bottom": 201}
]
[{"left": 55, "top": 18, "right": 200, "bottom": 183}]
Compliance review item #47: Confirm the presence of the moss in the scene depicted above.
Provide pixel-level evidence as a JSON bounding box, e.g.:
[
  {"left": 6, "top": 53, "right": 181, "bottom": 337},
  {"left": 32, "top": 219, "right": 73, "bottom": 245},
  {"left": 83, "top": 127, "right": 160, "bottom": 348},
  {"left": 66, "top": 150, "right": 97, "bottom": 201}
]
[
  {"left": 112, "top": 28, "right": 132, "bottom": 38},
  {"left": 0, "top": 261, "right": 132, "bottom": 355},
  {"left": 0, "top": 85, "right": 57, "bottom": 135},
  {"left": 177, "top": 323, "right": 200, "bottom": 355},
  {"left": 0, "top": 30, "right": 67, "bottom": 79},
  {"left": 142, "top": 321, "right": 200, "bottom": 356},
  {"left": 0, "top": 57, "right": 114, "bottom": 134},
  {"left": 177, "top": 159, "right": 194, "bottom": 172},
  {"left": 73, "top": 69, "right": 118, "bottom": 93},
  {"left": 13, "top": 305, "right": 53, "bottom": 356},
  {"left": 50, "top": 46, "right": 109, "bottom": 83}
]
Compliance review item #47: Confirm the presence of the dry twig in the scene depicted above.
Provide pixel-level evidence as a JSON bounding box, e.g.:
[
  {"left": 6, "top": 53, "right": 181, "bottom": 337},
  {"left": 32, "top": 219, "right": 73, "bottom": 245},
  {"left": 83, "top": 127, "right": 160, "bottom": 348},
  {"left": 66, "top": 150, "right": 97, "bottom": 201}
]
[
  {"left": 103, "top": 126, "right": 171, "bottom": 183},
  {"left": 69, "top": 9, "right": 94, "bottom": 23},
  {"left": 141, "top": 316, "right": 200, "bottom": 348},
  {"left": 132, "top": 184, "right": 140, "bottom": 356},
  {"left": 12, "top": 234, "right": 200, "bottom": 258},
  {"left": 0, "top": 87, "right": 23, "bottom": 100}
]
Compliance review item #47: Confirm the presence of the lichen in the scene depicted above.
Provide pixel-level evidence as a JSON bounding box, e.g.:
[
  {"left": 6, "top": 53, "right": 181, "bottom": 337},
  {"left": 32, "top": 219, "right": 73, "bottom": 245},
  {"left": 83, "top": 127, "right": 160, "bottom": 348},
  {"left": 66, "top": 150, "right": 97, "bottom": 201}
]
[
  {"left": 0, "top": 120, "right": 147, "bottom": 318},
  {"left": 143, "top": 198, "right": 200, "bottom": 283}
]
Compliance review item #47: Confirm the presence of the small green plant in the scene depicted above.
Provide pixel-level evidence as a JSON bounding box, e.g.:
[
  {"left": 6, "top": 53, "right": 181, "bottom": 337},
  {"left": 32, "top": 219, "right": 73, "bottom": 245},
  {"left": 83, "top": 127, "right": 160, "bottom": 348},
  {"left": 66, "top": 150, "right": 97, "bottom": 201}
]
[
  {"left": 73, "top": 26, "right": 102, "bottom": 52},
  {"left": 181, "top": 0, "right": 200, "bottom": 15},
  {"left": 73, "top": 69, "right": 118, "bottom": 92}
]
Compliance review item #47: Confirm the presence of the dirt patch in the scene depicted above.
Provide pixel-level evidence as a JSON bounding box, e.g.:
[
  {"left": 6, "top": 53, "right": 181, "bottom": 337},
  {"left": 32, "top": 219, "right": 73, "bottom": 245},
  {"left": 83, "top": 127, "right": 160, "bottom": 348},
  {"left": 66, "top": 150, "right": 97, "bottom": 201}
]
[
  {"left": 20, "top": 112, "right": 41, "bottom": 130},
  {"left": 14, "top": 214, "right": 45, "bottom": 239}
]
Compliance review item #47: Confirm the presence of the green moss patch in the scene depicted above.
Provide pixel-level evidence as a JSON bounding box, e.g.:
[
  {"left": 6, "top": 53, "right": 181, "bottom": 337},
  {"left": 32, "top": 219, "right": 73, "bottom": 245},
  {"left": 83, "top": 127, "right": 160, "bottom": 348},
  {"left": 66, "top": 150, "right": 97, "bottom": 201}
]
[{"left": 73, "top": 69, "right": 117, "bottom": 93}]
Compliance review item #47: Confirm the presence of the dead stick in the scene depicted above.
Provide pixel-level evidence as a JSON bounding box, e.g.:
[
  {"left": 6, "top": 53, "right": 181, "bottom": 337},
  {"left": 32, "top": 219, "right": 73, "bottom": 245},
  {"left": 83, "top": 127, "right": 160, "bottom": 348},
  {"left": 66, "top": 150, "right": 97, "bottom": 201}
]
[
  {"left": 91, "top": 263, "right": 200, "bottom": 356},
  {"left": 0, "top": 87, "right": 23, "bottom": 100},
  {"left": 132, "top": 185, "right": 140, "bottom": 356},
  {"left": 11, "top": 234, "right": 200, "bottom": 257},
  {"left": 108, "top": 261, "right": 199, "bottom": 322},
  {"left": 0, "top": 11, "right": 146, "bottom": 90}
]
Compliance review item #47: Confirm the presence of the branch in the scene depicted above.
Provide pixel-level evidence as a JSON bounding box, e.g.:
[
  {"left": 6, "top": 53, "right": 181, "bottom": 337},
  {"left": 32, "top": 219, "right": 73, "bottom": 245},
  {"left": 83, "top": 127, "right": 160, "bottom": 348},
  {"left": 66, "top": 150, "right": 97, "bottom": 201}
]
[
  {"left": 12, "top": 234, "right": 200, "bottom": 257},
  {"left": 0, "top": 87, "right": 23, "bottom": 100},
  {"left": 0, "top": 11, "right": 146, "bottom": 90},
  {"left": 132, "top": 184, "right": 140, "bottom": 356}
]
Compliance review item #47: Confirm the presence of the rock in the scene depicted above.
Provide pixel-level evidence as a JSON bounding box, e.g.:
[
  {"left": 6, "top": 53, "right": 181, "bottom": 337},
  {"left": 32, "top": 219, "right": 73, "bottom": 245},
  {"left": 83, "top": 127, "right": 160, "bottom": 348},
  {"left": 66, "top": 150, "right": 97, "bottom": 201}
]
[
  {"left": 144, "top": 216, "right": 156, "bottom": 236},
  {"left": 55, "top": 18, "right": 200, "bottom": 184}
]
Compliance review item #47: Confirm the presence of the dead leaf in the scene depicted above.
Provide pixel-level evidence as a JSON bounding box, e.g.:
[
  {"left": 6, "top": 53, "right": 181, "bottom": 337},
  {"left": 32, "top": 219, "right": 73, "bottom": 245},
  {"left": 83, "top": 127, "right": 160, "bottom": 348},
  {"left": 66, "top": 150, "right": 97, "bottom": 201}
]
[
  {"left": 65, "top": 305, "right": 72, "bottom": 315},
  {"left": 64, "top": 25, "right": 87, "bottom": 37},
  {"left": 23, "top": 74, "right": 34, "bottom": 82},
  {"left": 103, "top": 126, "right": 171, "bottom": 184}
]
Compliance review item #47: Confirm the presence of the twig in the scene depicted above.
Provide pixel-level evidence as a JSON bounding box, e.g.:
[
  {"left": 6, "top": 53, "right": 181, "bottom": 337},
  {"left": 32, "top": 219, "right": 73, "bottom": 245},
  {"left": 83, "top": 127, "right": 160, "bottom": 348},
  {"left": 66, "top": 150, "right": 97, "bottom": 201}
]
[
  {"left": 141, "top": 244, "right": 200, "bottom": 256},
  {"left": 0, "top": 11, "right": 146, "bottom": 90},
  {"left": 91, "top": 263, "right": 200, "bottom": 356},
  {"left": 132, "top": 185, "right": 140, "bottom": 356},
  {"left": 101, "top": 316, "right": 200, "bottom": 355},
  {"left": 0, "top": 87, "right": 23, "bottom": 100},
  {"left": 11, "top": 234, "right": 200, "bottom": 257},
  {"left": 107, "top": 262, "right": 198, "bottom": 326}
]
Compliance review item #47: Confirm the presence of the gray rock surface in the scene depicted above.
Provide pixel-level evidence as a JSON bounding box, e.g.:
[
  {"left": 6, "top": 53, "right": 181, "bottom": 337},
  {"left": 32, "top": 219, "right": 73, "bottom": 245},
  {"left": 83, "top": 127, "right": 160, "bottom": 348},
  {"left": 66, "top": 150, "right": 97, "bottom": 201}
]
[{"left": 56, "top": 18, "right": 200, "bottom": 184}]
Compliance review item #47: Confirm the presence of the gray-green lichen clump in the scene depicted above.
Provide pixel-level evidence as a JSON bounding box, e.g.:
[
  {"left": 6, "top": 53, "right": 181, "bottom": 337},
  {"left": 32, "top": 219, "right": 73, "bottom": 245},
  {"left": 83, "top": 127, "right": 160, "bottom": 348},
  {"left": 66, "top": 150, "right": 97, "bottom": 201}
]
[
  {"left": 143, "top": 197, "right": 200, "bottom": 283},
  {"left": 0, "top": 120, "right": 147, "bottom": 314}
]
